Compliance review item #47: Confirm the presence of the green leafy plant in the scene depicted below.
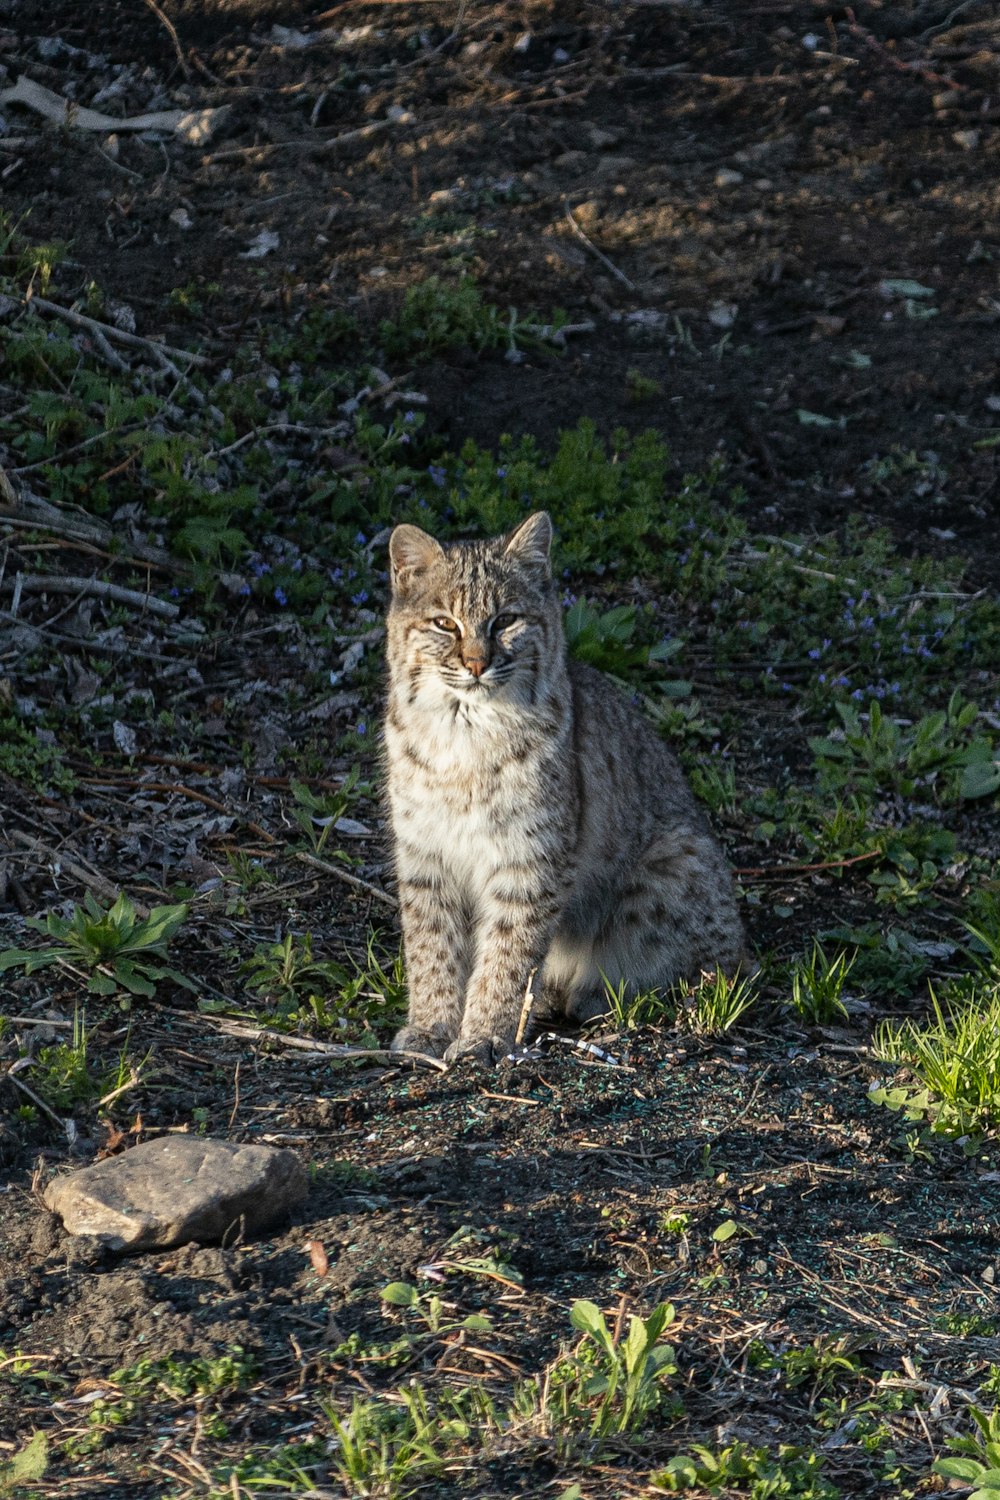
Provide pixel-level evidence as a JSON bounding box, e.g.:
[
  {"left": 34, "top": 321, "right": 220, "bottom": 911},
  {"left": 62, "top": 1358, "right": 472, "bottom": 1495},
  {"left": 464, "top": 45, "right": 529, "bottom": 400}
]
[
  {"left": 380, "top": 1281, "right": 493, "bottom": 1340},
  {"left": 553, "top": 1298, "right": 678, "bottom": 1439},
  {"left": 0, "top": 707, "right": 75, "bottom": 794},
  {"left": 678, "top": 967, "right": 760, "bottom": 1035},
  {"left": 0, "top": 894, "right": 191, "bottom": 1004},
  {"left": 872, "top": 982, "right": 1000, "bottom": 1140},
  {"left": 789, "top": 942, "right": 856, "bottom": 1025},
  {"left": 652, "top": 1439, "right": 838, "bottom": 1496},
  {"left": 0, "top": 1430, "right": 48, "bottom": 1495},
  {"left": 563, "top": 599, "right": 683, "bottom": 679},
  {"left": 689, "top": 756, "right": 739, "bottom": 817},
  {"left": 810, "top": 692, "right": 999, "bottom": 803},
  {"left": 933, "top": 1405, "right": 1000, "bottom": 1499},
  {"left": 113, "top": 1349, "right": 257, "bottom": 1400},
  {"left": 241, "top": 932, "right": 350, "bottom": 1023},
  {"left": 289, "top": 768, "right": 368, "bottom": 856}
]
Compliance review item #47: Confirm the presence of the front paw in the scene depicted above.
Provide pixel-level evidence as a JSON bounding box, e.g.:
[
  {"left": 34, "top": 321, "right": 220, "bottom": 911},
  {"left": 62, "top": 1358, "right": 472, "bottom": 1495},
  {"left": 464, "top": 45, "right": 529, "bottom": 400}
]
[
  {"left": 443, "top": 1033, "right": 515, "bottom": 1067},
  {"left": 390, "top": 1024, "right": 452, "bottom": 1059}
]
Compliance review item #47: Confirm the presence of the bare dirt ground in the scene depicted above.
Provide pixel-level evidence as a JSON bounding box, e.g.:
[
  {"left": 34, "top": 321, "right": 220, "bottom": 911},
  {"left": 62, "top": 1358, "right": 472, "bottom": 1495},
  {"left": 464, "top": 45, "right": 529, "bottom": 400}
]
[{"left": 1, "top": 2, "right": 1000, "bottom": 1497}]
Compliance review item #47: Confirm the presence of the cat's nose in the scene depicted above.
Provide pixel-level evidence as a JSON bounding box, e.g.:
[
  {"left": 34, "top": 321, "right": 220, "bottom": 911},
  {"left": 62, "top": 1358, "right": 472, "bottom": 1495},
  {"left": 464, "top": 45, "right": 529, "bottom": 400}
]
[{"left": 464, "top": 654, "right": 487, "bottom": 677}]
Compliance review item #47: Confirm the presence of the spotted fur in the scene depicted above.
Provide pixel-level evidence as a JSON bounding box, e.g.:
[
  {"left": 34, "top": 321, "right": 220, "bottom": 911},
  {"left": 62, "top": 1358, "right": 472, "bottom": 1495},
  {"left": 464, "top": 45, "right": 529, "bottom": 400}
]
[{"left": 383, "top": 511, "right": 745, "bottom": 1064}]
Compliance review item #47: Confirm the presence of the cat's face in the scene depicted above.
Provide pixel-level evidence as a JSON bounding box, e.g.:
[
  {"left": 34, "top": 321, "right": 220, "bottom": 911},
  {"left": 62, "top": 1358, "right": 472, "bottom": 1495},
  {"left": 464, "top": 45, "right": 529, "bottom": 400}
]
[{"left": 387, "top": 512, "right": 560, "bottom": 707}]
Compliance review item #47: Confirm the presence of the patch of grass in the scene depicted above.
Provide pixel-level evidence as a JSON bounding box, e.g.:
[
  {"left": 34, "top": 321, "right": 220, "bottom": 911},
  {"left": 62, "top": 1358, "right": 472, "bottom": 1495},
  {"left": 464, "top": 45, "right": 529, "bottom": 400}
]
[
  {"left": 789, "top": 942, "right": 856, "bottom": 1025},
  {"left": 871, "top": 981, "right": 1000, "bottom": 1141},
  {"left": 0, "top": 894, "right": 192, "bottom": 1007},
  {"left": 680, "top": 968, "right": 761, "bottom": 1035},
  {"left": 378, "top": 273, "right": 568, "bottom": 359}
]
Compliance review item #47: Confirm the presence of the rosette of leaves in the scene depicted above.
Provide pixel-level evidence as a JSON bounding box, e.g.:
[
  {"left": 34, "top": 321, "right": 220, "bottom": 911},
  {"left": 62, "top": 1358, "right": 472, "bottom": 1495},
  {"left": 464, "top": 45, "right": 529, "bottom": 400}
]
[{"left": 0, "top": 892, "right": 192, "bottom": 1004}]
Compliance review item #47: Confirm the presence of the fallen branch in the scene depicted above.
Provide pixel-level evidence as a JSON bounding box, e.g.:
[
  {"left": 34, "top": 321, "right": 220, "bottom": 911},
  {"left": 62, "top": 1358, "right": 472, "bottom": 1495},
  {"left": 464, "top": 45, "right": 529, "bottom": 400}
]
[
  {"left": 564, "top": 199, "right": 636, "bottom": 290},
  {"left": 5, "top": 829, "right": 140, "bottom": 913},
  {"left": 0, "top": 485, "right": 188, "bottom": 573},
  {"left": 8, "top": 573, "right": 180, "bottom": 620},
  {"left": 210, "top": 1019, "right": 447, "bottom": 1072},
  {"left": 0, "top": 75, "right": 229, "bottom": 144},
  {"left": 24, "top": 294, "right": 211, "bottom": 369},
  {"left": 209, "top": 117, "right": 395, "bottom": 163},
  {"left": 296, "top": 851, "right": 397, "bottom": 909},
  {"left": 735, "top": 850, "right": 882, "bottom": 879},
  {"left": 5, "top": 1060, "right": 74, "bottom": 1139}
]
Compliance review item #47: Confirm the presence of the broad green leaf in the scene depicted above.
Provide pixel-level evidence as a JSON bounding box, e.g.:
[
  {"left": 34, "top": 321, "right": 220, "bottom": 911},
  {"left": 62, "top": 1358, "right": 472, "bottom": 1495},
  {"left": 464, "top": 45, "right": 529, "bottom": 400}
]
[
  {"left": 86, "top": 971, "right": 118, "bottom": 996},
  {"left": 460, "top": 1314, "right": 494, "bottom": 1332},
  {"left": 380, "top": 1282, "right": 419, "bottom": 1307},
  {"left": 713, "top": 1219, "right": 738, "bottom": 1242},
  {"left": 569, "top": 1299, "right": 606, "bottom": 1338},
  {"left": 0, "top": 1430, "right": 48, "bottom": 1491},
  {"left": 960, "top": 760, "right": 1000, "bottom": 800},
  {"left": 126, "top": 903, "right": 189, "bottom": 951},
  {"left": 796, "top": 408, "right": 838, "bottom": 427},
  {"left": 935, "top": 1456, "right": 988, "bottom": 1481},
  {"left": 879, "top": 277, "right": 935, "bottom": 298},
  {"left": 112, "top": 961, "right": 156, "bottom": 998}
]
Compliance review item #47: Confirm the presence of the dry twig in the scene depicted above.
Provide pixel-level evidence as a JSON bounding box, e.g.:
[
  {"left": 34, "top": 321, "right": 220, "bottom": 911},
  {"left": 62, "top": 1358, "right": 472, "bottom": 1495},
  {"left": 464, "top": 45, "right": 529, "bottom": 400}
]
[
  {"left": 295, "top": 850, "right": 397, "bottom": 909},
  {"left": 8, "top": 573, "right": 180, "bottom": 620}
]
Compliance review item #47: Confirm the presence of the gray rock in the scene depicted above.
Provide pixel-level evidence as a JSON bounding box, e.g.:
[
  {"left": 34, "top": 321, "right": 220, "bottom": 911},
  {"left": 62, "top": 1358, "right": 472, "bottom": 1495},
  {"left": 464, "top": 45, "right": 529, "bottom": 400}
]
[{"left": 44, "top": 1136, "right": 308, "bottom": 1252}]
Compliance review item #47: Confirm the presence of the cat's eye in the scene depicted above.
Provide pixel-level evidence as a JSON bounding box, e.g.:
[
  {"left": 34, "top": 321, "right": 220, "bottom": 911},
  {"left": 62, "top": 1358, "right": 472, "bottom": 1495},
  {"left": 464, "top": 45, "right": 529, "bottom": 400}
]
[
  {"left": 492, "top": 613, "right": 517, "bottom": 632},
  {"left": 431, "top": 616, "right": 460, "bottom": 633}
]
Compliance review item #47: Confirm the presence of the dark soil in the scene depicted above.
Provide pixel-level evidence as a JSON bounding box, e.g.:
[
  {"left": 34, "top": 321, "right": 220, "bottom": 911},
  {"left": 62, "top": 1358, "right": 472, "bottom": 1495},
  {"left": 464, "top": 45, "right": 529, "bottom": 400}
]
[{"left": 2, "top": 2, "right": 1000, "bottom": 1496}]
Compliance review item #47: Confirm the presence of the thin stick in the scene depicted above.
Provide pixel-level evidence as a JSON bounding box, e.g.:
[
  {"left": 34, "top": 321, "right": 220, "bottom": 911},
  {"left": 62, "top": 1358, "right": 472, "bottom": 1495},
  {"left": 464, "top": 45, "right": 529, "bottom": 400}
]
[
  {"left": 296, "top": 851, "right": 397, "bottom": 909},
  {"left": 208, "top": 119, "right": 391, "bottom": 164},
  {"left": 563, "top": 200, "right": 636, "bottom": 290},
  {"left": 9, "top": 573, "right": 179, "bottom": 620},
  {"left": 734, "top": 850, "right": 881, "bottom": 879},
  {"left": 6, "top": 1065, "right": 72, "bottom": 1137},
  {"left": 7, "top": 829, "right": 126, "bottom": 907},
  {"left": 142, "top": 0, "right": 192, "bottom": 79},
  {"left": 212, "top": 1020, "right": 447, "bottom": 1072},
  {"left": 515, "top": 966, "right": 537, "bottom": 1045},
  {"left": 24, "top": 295, "right": 211, "bottom": 368}
]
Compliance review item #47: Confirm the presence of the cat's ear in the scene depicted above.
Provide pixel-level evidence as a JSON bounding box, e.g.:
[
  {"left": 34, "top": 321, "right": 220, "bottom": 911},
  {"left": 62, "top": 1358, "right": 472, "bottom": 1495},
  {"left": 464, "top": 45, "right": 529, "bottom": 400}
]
[
  {"left": 503, "top": 511, "right": 552, "bottom": 571},
  {"left": 389, "top": 524, "right": 445, "bottom": 593}
]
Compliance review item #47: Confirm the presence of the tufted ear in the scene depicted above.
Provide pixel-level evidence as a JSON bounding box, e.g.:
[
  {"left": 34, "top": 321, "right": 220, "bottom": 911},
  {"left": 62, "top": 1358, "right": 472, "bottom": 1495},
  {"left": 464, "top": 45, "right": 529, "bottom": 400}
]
[
  {"left": 388, "top": 524, "right": 445, "bottom": 593},
  {"left": 503, "top": 511, "right": 552, "bottom": 571}
]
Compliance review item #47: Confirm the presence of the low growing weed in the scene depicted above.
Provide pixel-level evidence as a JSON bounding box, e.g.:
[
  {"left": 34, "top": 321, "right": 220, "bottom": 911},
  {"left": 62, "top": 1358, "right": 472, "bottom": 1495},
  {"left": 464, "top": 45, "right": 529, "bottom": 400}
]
[
  {"left": 549, "top": 1299, "right": 678, "bottom": 1441},
  {"left": 933, "top": 1405, "right": 1000, "bottom": 1499},
  {"left": 0, "top": 894, "right": 192, "bottom": 1006},
  {"left": 810, "top": 693, "right": 999, "bottom": 803},
  {"left": 652, "top": 1440, "right": 839, "bottom": 1497},
  {"left": 871, "top": 981, "right": 1000, "bottom": 1141}
]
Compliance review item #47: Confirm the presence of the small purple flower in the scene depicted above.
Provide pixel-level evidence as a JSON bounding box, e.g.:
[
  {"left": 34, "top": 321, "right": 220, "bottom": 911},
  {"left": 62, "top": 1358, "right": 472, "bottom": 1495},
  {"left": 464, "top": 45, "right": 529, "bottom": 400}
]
[
  {"left": 403, "top": 410, "right": 417, "bottom": 424},
  {"left": 496, "top": 466, "right": 507, "bottom": 478},
  {"left": 274, "top": 586, "right": 288, "bottom": 606},
  {"left": 239, "top": 582, "right": 251, "bottom": 596},
  {"left": 356, "top": 722, "right": 367, "bottom": 737},
  {"left": 428, "top": 464, "right": 447, "bottom": 488},
  {"left": 329, "top": 566, "right": 343, "bottom": 582},
  {"left": 355, "top": 531, "right": 367, "bottom": 546},
  {"left": 352, "top": 589, "right": 369, "bottom": 605}
]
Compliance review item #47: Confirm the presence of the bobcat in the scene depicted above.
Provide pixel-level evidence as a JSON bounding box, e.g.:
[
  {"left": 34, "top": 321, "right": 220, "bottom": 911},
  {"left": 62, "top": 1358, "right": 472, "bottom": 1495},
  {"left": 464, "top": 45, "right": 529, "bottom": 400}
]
[{"left": 383, "top": 511, "right": 745, "bottom": 1063}]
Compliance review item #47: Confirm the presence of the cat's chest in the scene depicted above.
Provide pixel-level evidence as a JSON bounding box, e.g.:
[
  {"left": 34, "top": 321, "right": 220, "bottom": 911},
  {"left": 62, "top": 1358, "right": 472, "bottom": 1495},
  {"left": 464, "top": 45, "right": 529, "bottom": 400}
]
[{"left": 386, "top": 710, "right": 557, "bottom": 877}]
